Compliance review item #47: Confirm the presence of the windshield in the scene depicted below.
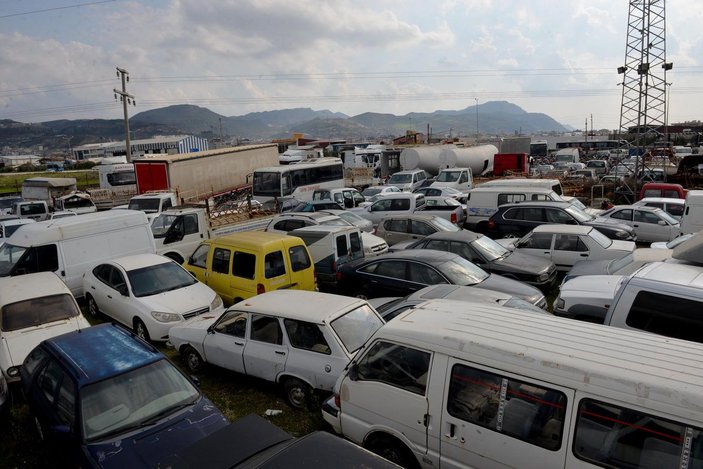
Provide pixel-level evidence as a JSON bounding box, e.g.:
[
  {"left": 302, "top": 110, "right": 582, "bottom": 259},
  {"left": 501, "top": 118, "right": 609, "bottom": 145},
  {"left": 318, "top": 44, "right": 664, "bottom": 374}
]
[
  {"left": 3, "top": 223, "right": 28, "bottom": 238},
  {"left": 658, "top": 210, "right": 680, "bottom": 225},
  {"left": 337, "top": 211, "right": 364, "bottom": 224},
  {"left": 667, "top": 233, "right": 694, "bottom": 248},
  {"left": 436, "top": 171, "right": 461, "bottom": 182},
  {"left": 0, "top": 198, "right": 21, "bottom": 209},
  {"left": 564, "top": 205, "right": 593, "bottom": 222},
  {"left": 472, "top": 235, "right": 509, "bottom": 261},
  {"left": 2, "top": 293, "right": 79, "bottom": 332},
  {"left": 126, "top": 261, "right": 197, "bottom": 297},
  {"left": 150, "top": 213, "right": 178, "bottom": 238},
  {"left": 128, "top": 198, "right": 161, "bottom": 213},
  {"left": 0, "top": 243, "right": 26, "bottom": 276},
  {"left": 608, "top": 253, "right": 634, "bottom": 274},
  {"left": 568, "top": 198, "right": 586, "bottom": 210},
  {"left": 388, "top": 173, "right": 412, "bottom": 184},
  {"left": 432, "top": 216, "right": 461, "bottom": 232},
  {"left": 81, "top": 359, "right": 199, "bottom": 441},
  {"left": 330, "top": 304, "right": 383, "bottom": 354},
  {"left": 107, "top": 171, "right": 136, "bottom": 186},
  {"left": 362, "top": 187, "right": 382, "bottom": 197},
  {"left": 589, "top": 228, "right": 613, "bottom": 249},
  {"left": 252, "top": 172, "right": 282, "bottom": 197},
  {"left": 439, "top": 257, "right": 489, "bottom": 285}
]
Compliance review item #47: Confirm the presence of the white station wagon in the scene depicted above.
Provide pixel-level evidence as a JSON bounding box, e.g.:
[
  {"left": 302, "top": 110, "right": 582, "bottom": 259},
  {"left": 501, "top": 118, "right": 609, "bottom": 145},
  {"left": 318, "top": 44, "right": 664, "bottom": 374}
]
[
  {"left": 0, "top": 272, "right": 90, "bottom": 382},
  {"left": 169, "top": 290, "right": 384, "bottom": 408}
]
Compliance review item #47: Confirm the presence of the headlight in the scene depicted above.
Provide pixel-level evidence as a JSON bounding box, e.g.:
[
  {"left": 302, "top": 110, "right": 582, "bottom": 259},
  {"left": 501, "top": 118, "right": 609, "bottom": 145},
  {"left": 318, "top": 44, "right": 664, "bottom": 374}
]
[
  {"left": 210, "top": 295, "right": 223, "bottom": 311},
  {"left": 151, "top": 311, "right": 181, "bottom": 323},
  {"left": 615, "top": 230, "right": 629, "bottom": 239},
  {"left": 538, "top": 272, "right": 549, "bottom": 281},
  {"left": 7, "top": 366, "right": 20, "bottom": 378},
  {"left": 555, "top": 298, "right": 565, "bottom": 310}
]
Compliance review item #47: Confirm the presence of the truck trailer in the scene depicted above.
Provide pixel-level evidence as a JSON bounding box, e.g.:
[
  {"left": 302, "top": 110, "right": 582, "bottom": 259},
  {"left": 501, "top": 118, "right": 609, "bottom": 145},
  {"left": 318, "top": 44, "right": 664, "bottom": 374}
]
[{"left": 134, "top": 144, "right": 279, "bottom": 201}]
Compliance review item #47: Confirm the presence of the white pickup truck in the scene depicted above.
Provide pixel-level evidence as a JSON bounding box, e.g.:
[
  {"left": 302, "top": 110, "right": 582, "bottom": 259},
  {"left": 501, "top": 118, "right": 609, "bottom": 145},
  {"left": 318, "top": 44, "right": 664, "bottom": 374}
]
[
  {"left": 150, "top": 206, "right": 274, "bottom": 264},
  {"left": 554, "top": 261, "right": 703, "bottom": 344}
]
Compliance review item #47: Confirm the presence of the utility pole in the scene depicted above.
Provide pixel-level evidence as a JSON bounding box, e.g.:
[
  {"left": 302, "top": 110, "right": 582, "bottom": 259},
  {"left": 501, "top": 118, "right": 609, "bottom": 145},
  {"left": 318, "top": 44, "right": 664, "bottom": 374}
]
[
  {"left": 114, "top": 67, "right": 136, "bottom": 162},
  {"left": 474, "top": 98, "right": 479, "bottom": 142}
]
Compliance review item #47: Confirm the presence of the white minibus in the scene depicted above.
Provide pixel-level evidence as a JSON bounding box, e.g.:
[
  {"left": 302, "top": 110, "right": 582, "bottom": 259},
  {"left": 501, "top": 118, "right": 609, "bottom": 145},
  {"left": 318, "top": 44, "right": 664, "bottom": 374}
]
[{"left": 323, "top": 299, "right": 703, "bottom": 468}]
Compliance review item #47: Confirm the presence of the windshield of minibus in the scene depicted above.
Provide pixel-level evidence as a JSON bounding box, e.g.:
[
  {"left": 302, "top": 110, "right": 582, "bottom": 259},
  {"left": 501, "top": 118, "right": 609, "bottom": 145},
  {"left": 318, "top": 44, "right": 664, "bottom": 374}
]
[{"left": 252, "top": 172, "right": 282, "bottom": 197}]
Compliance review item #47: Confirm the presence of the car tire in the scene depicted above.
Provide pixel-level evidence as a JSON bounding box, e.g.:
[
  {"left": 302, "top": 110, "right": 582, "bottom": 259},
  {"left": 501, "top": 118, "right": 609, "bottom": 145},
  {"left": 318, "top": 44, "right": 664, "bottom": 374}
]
[
  {"left": 86, "top": 294, "right": 100, "bottom": 317},
  {"left": 366, "top": 435, "right": 419, "bottom": 469},
  {"left": 353, "top": 289, "right": 370, "bottom": 300},
  {"left": 183, "top": 346, "right": 203, "bottom": 372},
  {"left": 133, "top": 318, "right": 151, "bottom": 342},
  {"left": 164, "top": 252, "right": 184, "bottom": 265},
  {"left": 283, "top": 378, "right": 311, "bottom": 409}
]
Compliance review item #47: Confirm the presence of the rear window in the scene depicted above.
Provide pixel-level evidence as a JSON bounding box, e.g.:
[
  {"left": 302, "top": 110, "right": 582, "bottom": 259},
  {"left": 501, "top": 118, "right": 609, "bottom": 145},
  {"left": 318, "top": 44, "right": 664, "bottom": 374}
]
[
  {"left": 626, "top": 291, "right": 703, "bottom": 343},
  {"left": 2, "top": 293, "right": 79, "bottom": 332},
  {"left": 288, "top": 245, "right": 311, "bottom": 272}
]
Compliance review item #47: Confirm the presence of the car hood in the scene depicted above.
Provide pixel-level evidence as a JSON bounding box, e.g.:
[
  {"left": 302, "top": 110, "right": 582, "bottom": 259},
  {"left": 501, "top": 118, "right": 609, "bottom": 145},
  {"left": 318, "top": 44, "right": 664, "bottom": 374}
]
[
  {"left": 474, "top": 274, "right": 544, "bottom": 306},
  {"left": 560, "top": 275, "right": 627, "bottom": 302},
  {"left": 609, "top": 240, "right": 637, "bottom": 253},
  {"left": 589, "top": 217, "right": 634, "bottom": 231},
  {"left": 490, "top": 251, "right": 554, "bottom": 276},
  {"left": 140, "top": 282, "right": 216, "bottom": 315},
  {"left": 171, "top": 312, "right": 221, "bottom": 335},
  {"left": 2, "top": 316, "right": 90, "bottom": 369},
  {"left": 361, "top": 231, "right": 386, "bottom": 248},
  {"left": 565, "top": 260, "right": 612, "bottom": 281},
  {"left": 85, "top": 397, "right": 228, "bottom": 469}
]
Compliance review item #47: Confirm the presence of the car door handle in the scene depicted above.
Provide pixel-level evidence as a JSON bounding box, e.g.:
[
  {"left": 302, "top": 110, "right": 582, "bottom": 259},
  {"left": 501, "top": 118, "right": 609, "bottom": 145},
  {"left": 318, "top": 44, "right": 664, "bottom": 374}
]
[
  {"left": 634, "top": 224, "right": 639, "bottom": 227},
  {"left": 90, "top": 286, "right": 95, "bottom": 290},
  {"left": 107, "top": 295, "right": 112, "bottom": 299},
  {"left": 234, "top": 341, "right": 244, "bottom": 346},
  {"left": 275, "top": 351, "right": 286, "bottom": 356},
  {"left": 580, "top": 253, "right": 589, "bottom": 257},
  {"left": 543, "top": 251, "right": 550, "bottom": 254}
]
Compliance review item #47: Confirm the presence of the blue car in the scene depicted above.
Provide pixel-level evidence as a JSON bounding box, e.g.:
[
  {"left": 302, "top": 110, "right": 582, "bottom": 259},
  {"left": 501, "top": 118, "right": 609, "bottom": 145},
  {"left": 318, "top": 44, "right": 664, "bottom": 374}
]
[{"left": 20, "top": 323, "right": 228, "bottom": 468}]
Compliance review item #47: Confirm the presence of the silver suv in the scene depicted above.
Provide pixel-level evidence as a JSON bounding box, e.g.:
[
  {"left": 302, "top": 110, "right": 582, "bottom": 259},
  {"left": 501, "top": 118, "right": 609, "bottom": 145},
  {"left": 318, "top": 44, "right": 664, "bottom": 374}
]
[{"left": 265, "top": 213, "right": 388, "bottom": 256}]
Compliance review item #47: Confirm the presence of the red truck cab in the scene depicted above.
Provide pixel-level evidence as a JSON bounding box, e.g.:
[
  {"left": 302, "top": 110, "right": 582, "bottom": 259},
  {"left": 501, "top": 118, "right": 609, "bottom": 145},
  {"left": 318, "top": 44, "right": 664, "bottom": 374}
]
[{"left": 638, "top": 182, "right": 687, "bottom": 200}]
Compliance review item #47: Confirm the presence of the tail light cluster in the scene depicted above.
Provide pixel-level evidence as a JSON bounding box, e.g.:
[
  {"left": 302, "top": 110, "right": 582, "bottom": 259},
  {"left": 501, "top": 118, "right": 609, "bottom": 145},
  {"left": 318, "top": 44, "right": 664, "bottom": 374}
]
[
  {"left": 487, "top": 220, "right": 496, "bottom": 230},
  {"left": 451, "top": 212, "right": 457, "bottom": 224},
  {"left": 257, "top": 283, "right": 265, "bottom": 294}
]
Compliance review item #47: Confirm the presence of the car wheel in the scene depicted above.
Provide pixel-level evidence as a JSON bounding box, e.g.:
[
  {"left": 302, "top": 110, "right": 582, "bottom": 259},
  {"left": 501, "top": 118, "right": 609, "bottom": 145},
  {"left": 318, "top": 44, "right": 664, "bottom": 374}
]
[
  {"left": 183, "top": 346, "right": 203, "bottom": 372},
  {"left": 366, "top": 435, "right": 419, "bottom": 469},
  {"left": 283, "top": 378, "right": 310, "bottom": 409},
  {"left": 86, "top": 294, "right": 100, "bottom": 317},
  {"left": 353, "top": 289, "right": 370, "bottom": 300},
  {"left": 133, "top": 318, "right": 151, "bottom": 342},
  {"left": 164, "top": 253, "right": 184, "bottom": 265}
]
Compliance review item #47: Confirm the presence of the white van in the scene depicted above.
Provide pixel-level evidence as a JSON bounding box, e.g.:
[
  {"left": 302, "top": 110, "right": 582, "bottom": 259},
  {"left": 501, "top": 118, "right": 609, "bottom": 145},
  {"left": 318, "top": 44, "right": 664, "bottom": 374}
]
[
  {"left": 386, "top": 170, "right": 428, "bottom": 192},
  {"left": 465, "top": 186, "right": 562, "bottom": 230},
  {"left": 477, "top": 178, "right": 563, "bottom": 196},
  {"left": 0, "top": 210, "right": 155, "bottom": 296},
  {"left": 289, "top": 225, "right": 364, "bottom": 289},
  {"left": 323, "top": 299, "right": 703, "bottom": 468},
  {"left": 554, "top": 148, "right": 581, "bottom": 164},
  {"left": 430, "top": 167, "right": 472, "bottom": 192},
  {"left": 681, "top": 189, "right": 703, "bottom": 234}
]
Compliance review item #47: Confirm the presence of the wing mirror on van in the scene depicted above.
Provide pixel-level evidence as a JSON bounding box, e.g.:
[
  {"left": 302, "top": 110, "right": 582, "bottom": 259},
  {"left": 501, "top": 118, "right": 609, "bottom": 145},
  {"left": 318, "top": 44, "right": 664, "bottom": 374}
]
[{"left": 347, "top": 363, "right": 359, "bottom": 381}]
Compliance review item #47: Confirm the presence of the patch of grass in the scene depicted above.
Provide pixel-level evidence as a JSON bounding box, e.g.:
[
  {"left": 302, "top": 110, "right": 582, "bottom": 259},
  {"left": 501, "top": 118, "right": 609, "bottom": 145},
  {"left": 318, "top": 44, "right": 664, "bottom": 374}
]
[{"left": 0, "top": 170, "right": 99, "bottom": 195}]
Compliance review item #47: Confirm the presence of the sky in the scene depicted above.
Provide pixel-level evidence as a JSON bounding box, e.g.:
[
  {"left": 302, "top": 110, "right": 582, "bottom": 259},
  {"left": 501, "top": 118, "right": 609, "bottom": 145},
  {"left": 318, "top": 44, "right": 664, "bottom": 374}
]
[{"left": 1, "top": 0, "right": 703, "bottom": 131}]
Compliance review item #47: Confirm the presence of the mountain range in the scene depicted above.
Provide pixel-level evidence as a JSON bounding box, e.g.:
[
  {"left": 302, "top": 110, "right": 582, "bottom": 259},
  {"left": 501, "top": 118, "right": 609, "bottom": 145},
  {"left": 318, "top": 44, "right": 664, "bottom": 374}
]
[{"left": 0, "top": 101, "right": 567, "bottom": 150}]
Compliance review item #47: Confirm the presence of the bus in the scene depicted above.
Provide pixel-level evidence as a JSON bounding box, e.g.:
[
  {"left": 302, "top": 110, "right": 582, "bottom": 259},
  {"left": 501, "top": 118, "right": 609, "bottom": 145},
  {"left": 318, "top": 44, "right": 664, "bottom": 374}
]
[
  {"left": 252, "top": 158, "right": 345, "bottom": 203},
  {"left": 529, "top": 140, "right": 548, "bottom": 157},
  {"left": 555, "top": 139, "right": 630, "bottom": 152}
]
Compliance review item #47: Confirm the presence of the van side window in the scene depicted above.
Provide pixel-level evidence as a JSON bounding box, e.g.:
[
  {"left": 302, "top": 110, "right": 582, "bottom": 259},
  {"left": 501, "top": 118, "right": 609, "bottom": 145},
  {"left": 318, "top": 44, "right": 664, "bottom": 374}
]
[
  {"left": 447, "top": 364, "right": 567, "bottom": 451},
  {"left": 626, "top": 291, "right": 703, "bottom": 343},
  {"left": 284, "top": 319, "right": 331, "bottom": 355},
  {"left": 212, "top": 248, "right": 231, "bottom": 274},
  {"left": 188, "top": 245, "right": 209, "bottom": 269},
  {"left": 183, "top": 214, "right": 199, "bottom": 235},
  {"left": 250, "top": 315, "right": 282, "bottom": 345},
  {"left": 288, "top": 246, "right": 311, "bottom": 272},
  {"left": 264, "top": 251, "right": 286, "bottom": 278},
  {"left": 497, "top": 194, "right": 526, "bottom": 205},
  {"left": 232, "top": 251, "right": 255, "bottom": 279},
  {"left": 357, "top": 341, "right": 431, "bottom": 395},
  {"left": 336, "top": 235, "right": 348, "bottom": 256},
  {"left": 574, "top": 399, "right": 703, "bottom": 467}
]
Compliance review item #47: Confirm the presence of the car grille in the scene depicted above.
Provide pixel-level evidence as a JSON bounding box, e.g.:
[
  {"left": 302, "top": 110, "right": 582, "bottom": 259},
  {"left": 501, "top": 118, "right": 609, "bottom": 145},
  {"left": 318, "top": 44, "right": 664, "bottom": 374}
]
[
  {"left": 371, "top": 243, "right": 388, "bottom": 254},
  {"left": 183, "top": 307, "right": 209, "bottom": 320}
]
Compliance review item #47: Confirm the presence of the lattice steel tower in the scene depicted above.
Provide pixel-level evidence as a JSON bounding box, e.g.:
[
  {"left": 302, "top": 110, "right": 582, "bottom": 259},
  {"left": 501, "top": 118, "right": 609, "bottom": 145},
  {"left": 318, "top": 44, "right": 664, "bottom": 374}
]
[{"left": 618, "top": 0, "right": 672, "bottom": 144}]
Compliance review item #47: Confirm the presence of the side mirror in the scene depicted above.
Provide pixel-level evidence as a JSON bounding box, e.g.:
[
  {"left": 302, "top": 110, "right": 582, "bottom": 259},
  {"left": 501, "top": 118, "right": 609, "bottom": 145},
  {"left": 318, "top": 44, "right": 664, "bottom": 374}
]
[
  {"left": 190, "top": 375, "right": 201, "bottom": 387},
  {"left": 118, "top": 285, "right": 129, "bottom": 296},
  {"left": 658, "top": 220, "right": 667, "bottom": 226},
  {"left": 347, "top": 363, "right": 359, "bottom": 381}
]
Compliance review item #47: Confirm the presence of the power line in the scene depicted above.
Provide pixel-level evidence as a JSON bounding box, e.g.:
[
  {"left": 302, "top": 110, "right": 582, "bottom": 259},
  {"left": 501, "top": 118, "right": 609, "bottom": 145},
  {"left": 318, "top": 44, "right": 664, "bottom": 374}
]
[{"left": 0, "top": 0, "right": 118, "bottom": 19}]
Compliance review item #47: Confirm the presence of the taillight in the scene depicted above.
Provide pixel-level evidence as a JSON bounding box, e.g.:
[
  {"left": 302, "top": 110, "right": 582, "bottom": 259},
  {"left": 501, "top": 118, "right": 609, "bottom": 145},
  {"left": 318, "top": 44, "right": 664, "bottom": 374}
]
[
  {"left": 334, "top": 392, "right": 340, "bottom": 408},
  {"left": 487, "top": 220, "right": 496, "bottom": 230},
  {"left": 451, "top": 212, "right": 457, "bottom": 224},
  {"left": 257, "top": 283, "right": 265, "bottom": 295},
  {"left": 372, "top": 226, "right": 377, "bottom": 235}
]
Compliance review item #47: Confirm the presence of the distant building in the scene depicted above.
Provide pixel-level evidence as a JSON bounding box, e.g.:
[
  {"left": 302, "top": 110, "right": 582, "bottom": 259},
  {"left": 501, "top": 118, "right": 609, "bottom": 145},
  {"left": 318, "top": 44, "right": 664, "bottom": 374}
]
[
  {"left": 0, "top": 154, "right": 42, "bottom": 167},
  {"left": 72, "top": 135, "right": 208, "bottom": 161}
]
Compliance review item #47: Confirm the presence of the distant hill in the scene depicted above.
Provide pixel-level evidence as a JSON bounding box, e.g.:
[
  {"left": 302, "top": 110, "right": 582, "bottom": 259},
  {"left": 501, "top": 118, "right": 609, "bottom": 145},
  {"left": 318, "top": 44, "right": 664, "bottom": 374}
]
[{"left": 0, "top": 101, "right": 568, "bottom": 149}]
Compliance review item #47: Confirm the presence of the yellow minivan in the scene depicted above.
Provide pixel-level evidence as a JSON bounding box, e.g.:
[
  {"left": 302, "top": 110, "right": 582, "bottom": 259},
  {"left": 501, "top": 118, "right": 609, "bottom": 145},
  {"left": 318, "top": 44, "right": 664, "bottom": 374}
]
[{"left": 184, "top": 232, "right": 316, "bottom": 305}]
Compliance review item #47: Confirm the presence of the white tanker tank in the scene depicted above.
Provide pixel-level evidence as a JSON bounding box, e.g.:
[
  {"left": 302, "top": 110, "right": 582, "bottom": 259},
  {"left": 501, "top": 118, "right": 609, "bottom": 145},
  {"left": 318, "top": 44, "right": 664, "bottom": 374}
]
[
  {"left": 440, "top": 145, "right": 498, "bottom": 176},
  {"left": 399, "top": 145, "right": 457, "bottom": 176}
]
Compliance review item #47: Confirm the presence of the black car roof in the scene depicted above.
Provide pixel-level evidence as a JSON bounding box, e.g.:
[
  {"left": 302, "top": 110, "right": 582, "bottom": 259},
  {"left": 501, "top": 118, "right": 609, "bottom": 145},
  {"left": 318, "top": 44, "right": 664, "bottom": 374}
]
[
  {"left": 497, "top": 201, "right": 572, "bottom": 209},
  {"left": 362, "top": 248, "right": 457, "bottom": 264}
]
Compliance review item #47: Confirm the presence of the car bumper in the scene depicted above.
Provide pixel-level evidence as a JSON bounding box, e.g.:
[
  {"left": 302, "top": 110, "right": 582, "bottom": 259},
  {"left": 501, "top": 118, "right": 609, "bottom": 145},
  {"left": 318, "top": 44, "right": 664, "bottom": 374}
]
[{"left": 321, "top": 396, "right": 342, "bottom": 433}]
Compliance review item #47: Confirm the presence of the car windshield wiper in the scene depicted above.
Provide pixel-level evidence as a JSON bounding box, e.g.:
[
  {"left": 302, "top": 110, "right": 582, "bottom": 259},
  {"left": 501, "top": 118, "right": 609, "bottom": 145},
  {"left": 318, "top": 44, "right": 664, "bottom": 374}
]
[{"left": 138, "top": 400, "right": 196, "bottom": 427}]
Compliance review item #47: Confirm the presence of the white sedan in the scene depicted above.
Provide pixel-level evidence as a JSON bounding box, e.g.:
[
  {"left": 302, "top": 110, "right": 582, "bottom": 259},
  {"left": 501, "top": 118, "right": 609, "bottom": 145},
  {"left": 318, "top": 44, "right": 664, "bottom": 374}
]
[
  {"left": 83, "top": 253, "right": 224, "bottom": 342},
  {"left": 597, "top": 205, "right": 681, "bottom": 243},
  {"left": 499, "top": 224, "right": 635, "bottom": 271}
]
